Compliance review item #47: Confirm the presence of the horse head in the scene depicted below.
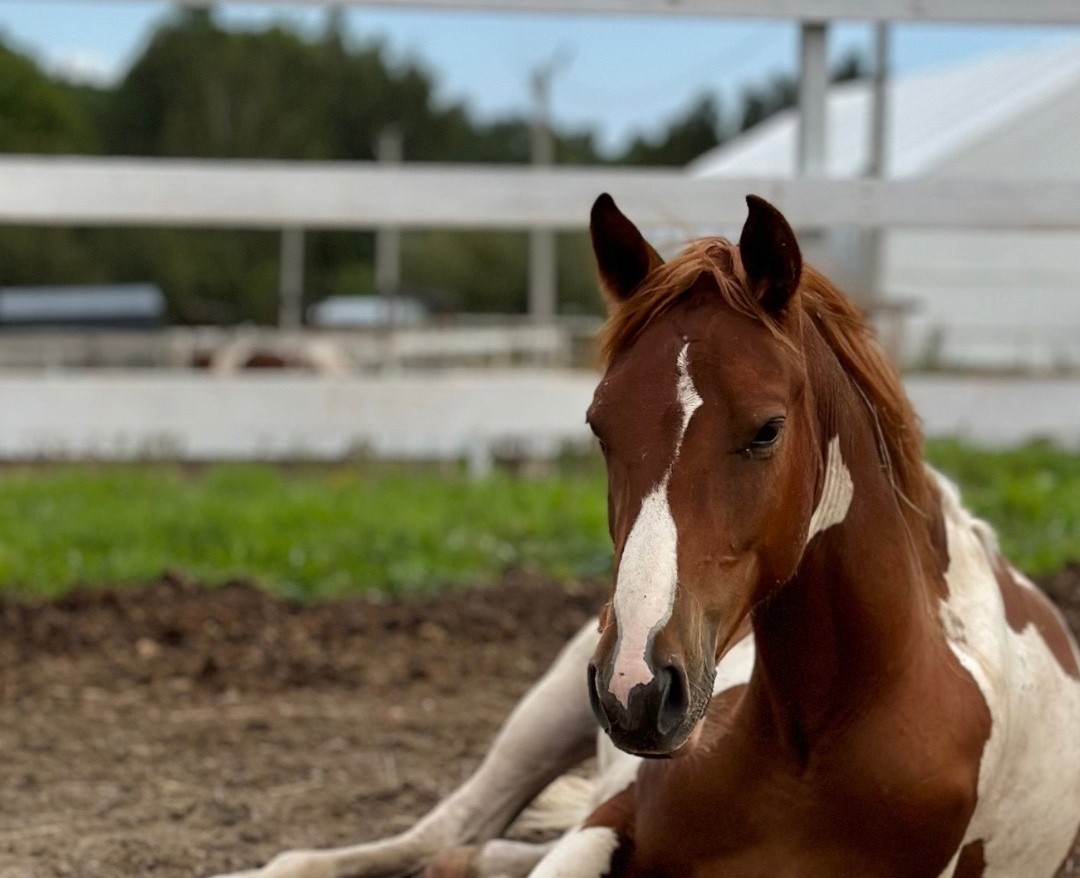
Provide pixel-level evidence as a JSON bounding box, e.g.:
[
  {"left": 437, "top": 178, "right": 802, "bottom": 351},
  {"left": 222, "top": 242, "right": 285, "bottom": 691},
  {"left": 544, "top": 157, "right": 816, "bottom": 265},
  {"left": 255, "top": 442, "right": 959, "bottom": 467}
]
[{"left": 586, "top": 194, "right": 839, "bottom": 756}]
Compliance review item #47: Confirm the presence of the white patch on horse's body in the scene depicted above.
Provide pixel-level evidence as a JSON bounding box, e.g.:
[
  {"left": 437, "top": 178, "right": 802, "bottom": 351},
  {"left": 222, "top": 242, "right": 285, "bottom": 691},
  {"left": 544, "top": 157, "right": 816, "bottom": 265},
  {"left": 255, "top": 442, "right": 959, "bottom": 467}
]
[
  {"left": 711, "top": 633, "right": 756, "bottom": 695},
  {"left": 805, "top": 435, "right": 854, "bottom": 544},
  {"left": 527, "top": 826, "right": 621, "bottom": 878},
  {"left": 609, "top": 343, "right": 701, "bottom": 708},
  {"left": 932, "top": 470, "right": 1080, "bottom": 878}
]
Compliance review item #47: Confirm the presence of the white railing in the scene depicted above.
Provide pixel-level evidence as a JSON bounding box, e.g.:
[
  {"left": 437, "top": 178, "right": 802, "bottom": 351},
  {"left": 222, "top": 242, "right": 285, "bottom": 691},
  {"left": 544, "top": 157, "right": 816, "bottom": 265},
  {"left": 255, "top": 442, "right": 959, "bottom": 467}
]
[
  {"left": 27, "top": 0, "right": 1080, "bottom": 25},
  {"left": 0, "top": 372, "right": 1076, "bottom": 464},
  {"left": 4, "top": 157, "right": 1080, "bottom": 231}
]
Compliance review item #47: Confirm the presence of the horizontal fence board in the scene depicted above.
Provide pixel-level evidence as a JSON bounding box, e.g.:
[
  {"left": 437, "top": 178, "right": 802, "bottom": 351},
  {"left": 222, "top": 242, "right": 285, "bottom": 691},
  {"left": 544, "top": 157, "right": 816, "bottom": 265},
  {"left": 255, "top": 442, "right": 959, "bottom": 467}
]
[
  {"left": 25, "top": 0, "right": 1080, "bottom": 24},
  {"left": 2, "top": 158, "right": 1080, "bottom": 231},
  {"left": 0, "top": 371, "right": 1075, "bottom": 460}
]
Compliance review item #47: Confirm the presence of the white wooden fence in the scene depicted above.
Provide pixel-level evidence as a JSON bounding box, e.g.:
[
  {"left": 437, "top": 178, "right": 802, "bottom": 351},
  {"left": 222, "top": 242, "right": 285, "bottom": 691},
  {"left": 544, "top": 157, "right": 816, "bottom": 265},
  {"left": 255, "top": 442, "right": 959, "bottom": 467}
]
[
  {"left": 37, "top": 0, "right": 1080, "bottom": 24},
  {"left": 0, "top": 371, "right": 1076, "bottom": 465},
  {"left": 3, "top": 158, "right": 1080, "bottom": 231},
  {"left": 2, "top": 1, "right": 1075, "bottom": 237}
]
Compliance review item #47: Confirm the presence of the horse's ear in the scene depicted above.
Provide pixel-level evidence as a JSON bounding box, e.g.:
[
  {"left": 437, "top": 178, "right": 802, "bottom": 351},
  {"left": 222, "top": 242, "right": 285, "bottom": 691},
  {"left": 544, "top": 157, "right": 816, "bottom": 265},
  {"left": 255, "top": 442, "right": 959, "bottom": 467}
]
[
  {"left": 739, "top": 194, "right": 802, "bottom": 316},
  {"left": 590, "top": 193, "right": 664, "bottom": 309}
]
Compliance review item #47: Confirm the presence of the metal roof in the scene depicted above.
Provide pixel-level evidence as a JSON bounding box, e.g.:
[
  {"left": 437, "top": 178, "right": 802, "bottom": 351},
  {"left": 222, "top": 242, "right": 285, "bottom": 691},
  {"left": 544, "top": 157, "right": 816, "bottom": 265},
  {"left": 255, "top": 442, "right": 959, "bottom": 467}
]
[
  {"left": 688, "top": 40, "right": 1080, "bottom": 371},
  {"left": 689, "top": 39, "right": 1080, "bottom": 180}
]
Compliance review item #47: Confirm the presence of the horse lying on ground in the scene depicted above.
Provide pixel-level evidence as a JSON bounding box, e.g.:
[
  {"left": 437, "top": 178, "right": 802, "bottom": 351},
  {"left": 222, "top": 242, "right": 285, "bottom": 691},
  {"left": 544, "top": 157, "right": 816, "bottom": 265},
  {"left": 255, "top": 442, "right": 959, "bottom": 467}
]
[{"left": 215, "top": 195, "right": 1080, "bottom": 878}]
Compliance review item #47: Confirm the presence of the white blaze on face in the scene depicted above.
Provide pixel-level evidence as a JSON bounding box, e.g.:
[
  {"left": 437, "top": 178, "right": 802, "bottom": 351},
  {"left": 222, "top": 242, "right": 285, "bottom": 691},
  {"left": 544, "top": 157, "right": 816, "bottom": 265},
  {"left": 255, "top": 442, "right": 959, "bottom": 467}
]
[
  {"left": 675, "top": 343, "right": 703, "bottom": 450},
  {"left": 609, "top": 343, "right": 701, "bottom": 709},
  {"left": 805, "top": 435, "right": 853, "bottom": 545}
]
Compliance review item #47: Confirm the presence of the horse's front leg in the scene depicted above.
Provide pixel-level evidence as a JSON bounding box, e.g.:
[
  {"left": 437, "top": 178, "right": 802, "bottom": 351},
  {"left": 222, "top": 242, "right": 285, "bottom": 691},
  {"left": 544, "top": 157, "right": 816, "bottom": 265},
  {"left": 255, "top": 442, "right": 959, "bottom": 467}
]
[
  {"left": 525, "top": 826, "right": 628, "bottom": 878},
  {"left": 420, "top": 839, "right": 556, "bottom": 878},
  {"left": 211, "top": 621, "right": 601, "bottom": 878}
]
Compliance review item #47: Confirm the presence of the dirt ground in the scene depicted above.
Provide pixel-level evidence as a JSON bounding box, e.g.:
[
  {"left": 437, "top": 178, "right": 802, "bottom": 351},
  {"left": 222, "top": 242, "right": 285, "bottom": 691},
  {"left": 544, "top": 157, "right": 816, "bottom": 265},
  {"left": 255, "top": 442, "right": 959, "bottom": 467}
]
[{"left": 1, "top": 567, "right": 1078, "bottom": 878}]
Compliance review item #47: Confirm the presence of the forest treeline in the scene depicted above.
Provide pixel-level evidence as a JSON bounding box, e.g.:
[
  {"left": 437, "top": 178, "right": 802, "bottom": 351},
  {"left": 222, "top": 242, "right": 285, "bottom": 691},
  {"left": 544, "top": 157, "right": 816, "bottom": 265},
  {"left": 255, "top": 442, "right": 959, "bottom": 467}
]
[{"left": 0, "top": 9, "right": 864, "bottom": 322}]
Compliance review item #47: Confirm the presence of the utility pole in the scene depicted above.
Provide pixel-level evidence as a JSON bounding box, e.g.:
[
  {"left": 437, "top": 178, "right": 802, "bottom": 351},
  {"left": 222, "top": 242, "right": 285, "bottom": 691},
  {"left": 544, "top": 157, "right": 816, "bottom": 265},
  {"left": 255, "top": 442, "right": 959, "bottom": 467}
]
[
  {"left": 865, "top": 23, "right": 891, "bottom": 306},
  {"left": 528, "top": 51, "right": 570, "bottom": 323}
]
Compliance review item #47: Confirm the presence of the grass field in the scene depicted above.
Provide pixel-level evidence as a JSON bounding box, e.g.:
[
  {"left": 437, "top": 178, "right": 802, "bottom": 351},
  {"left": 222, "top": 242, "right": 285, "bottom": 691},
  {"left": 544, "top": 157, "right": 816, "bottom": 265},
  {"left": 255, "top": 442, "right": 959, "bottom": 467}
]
[{"left": 0, "top": 442, "right": 1076, "bottom": 598}]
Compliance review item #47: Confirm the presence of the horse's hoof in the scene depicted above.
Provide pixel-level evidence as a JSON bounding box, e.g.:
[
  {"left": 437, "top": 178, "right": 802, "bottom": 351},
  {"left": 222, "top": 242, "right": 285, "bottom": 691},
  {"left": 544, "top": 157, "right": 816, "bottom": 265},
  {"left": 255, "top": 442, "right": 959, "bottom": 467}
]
[{"left": 421, "top": 846, "right": 477, "bottom": 878}]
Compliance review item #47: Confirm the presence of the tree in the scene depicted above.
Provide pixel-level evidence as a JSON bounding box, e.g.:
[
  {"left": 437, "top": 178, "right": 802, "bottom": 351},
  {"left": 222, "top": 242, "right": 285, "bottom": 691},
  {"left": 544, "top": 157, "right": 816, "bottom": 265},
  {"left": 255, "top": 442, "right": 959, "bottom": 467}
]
[
  {"left": 0, "top": 15, "right": 866, "bottom": 324},
  {"left": 618, "top": 94, "right": 724, "bottom": 166},
  {"left": 0, "top": 42, "right": 97, "bottom": 152},
  {"left": 738, "top": 49, "right": 867, "bottom": 133}
]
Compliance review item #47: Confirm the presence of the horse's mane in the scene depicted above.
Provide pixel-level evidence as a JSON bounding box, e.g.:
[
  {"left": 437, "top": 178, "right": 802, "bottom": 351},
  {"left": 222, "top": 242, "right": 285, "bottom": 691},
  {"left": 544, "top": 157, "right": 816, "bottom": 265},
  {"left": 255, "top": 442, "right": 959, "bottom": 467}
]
[{"left": 600, "top": 237, "right": 932, "bottom": 514}]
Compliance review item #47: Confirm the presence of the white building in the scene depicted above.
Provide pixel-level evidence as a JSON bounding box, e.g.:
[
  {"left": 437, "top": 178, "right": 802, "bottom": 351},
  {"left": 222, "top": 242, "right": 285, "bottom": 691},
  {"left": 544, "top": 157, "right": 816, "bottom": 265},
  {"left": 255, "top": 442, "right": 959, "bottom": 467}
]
[{"left": 689, "top": 40, "right": 1080, "bottom": 371}]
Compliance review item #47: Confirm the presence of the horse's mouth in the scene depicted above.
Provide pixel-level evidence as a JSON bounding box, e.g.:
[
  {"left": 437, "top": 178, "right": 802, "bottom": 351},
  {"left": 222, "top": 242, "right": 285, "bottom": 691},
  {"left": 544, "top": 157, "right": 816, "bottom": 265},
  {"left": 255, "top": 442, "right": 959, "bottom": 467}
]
[{"left": 602, "top": 690, "right": 711, "bottom": 759}]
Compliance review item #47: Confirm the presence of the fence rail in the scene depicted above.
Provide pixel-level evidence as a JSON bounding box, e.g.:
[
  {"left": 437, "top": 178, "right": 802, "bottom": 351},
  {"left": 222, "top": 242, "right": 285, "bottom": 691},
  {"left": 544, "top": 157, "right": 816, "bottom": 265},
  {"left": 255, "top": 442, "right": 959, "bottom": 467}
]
[
  {"left": 23, "top": 0, "right": 1080, "bottom": 25},
  {"left": 0, "top": 372, "right": 1076, "bottom": 462},
  {"left": 4, "top": 158, "right": 1080, "bottom": 231}
]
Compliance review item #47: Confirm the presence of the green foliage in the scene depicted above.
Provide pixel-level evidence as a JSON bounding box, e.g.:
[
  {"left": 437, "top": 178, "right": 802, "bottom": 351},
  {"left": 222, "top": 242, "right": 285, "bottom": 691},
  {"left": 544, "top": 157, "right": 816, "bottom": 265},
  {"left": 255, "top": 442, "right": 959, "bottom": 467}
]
[
  {"left": 926, "top": 441, "right": 1080, "bottom": 575},
  {"left": 0, "top": 42, "right": 97, "bottom": 153},
  {"left": 0, "top": 444, "right": 1075, "bottom": 598},
  {"left": 0, "top": 12, "right": 870, "bottom": 322},
  {"left": 0, "top": 11, "right": 615, "bottom": 319},
  {"left": 400, "top": 231, "right": 602, "bottom": 317},
  {"left": 619, "top": 94, "right": 724, "bottom": 166},
  {"left": 108, "top": 10, "right": 429, "bottom": 160},
  {"left": 738, "top": 73, "right": 799, "bottom": 134},
  {"left": 402, "top": 231, "right": 529, "bottom": 314},
  {"left": 0, "top": 227, "right": 104, "bottom": 286},
  {"left": 737, "top": 49, "right": 867, "bottom": 134},
  {"left": 557, "top": 233, "right": 605, "bottom": 316}
]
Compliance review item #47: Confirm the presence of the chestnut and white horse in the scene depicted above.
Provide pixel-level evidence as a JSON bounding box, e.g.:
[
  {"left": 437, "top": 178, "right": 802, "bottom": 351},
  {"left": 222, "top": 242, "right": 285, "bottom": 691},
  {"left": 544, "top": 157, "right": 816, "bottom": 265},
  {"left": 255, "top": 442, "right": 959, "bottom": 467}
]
[{"left": 216, "top": 195, "right": 1080, "bottom": 878}]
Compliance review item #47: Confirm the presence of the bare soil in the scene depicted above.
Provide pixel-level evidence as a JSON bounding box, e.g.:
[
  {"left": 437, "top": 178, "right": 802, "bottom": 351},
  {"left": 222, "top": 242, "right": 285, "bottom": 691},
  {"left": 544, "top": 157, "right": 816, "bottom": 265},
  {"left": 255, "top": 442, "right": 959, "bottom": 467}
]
[{"left": 0, "top": 567, "right": 1078, "bottom": 878}]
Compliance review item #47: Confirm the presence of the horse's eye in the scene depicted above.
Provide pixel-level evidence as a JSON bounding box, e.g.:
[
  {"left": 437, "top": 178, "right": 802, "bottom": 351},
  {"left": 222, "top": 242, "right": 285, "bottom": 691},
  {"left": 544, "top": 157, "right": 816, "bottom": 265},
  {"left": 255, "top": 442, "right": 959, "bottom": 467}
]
[
  {"left": 747, "top": 418, "right": 785, "bottom": 456},
  {"left": 587, "top": 420, "right": 609, "bottom": 455}
]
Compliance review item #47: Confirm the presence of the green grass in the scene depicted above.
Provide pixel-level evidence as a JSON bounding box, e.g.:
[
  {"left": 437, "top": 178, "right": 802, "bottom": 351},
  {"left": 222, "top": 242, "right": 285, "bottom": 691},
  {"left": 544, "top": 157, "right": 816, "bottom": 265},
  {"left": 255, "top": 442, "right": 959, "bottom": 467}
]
[
  {"left": 926, "top": 441, "right": 1080, "bottom": 576},
  {"left": 0, "top": 464, "right": 609, "bottom": 599},
  {"left": 0, "top": 442, "right": 1075, "bottom": 598}
]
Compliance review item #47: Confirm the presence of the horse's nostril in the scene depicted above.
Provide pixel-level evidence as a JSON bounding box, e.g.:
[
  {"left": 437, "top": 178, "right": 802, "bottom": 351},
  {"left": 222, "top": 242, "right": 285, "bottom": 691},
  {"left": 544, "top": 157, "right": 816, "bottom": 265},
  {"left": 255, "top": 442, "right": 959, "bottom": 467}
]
[
  {"left": 586, "top": 663, "right": 611, "bottom": 732},
  {"left": 656, "top": 664, "right": 690, "bottom": 735}
]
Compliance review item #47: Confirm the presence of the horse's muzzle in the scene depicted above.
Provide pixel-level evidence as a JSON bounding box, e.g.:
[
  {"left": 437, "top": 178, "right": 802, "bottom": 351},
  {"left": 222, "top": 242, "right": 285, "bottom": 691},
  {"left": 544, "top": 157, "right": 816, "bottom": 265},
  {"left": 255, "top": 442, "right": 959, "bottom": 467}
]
[{"left": 587, "top": 659, "right": 694, "bottom": 757}]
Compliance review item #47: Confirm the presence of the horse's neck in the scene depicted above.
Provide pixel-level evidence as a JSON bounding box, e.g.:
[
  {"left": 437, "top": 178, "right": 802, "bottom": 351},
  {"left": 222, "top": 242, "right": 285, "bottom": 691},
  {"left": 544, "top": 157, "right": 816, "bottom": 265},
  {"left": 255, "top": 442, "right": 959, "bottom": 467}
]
[{"left": 750, "top": 342, "right": 940, "bottom": 753}]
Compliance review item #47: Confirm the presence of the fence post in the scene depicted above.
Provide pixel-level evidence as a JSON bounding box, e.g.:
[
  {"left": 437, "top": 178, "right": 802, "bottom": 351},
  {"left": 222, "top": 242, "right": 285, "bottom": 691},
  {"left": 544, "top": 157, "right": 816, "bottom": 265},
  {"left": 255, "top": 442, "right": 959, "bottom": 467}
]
[
  {"left": 278, "top": 226, "right": 305, "bottom": 329},
  {"left": 376, "top": 125, "right": 404, "bottom": 323},
  {"left": 797, "top": 22, "right": 828, "bottom": 177}
]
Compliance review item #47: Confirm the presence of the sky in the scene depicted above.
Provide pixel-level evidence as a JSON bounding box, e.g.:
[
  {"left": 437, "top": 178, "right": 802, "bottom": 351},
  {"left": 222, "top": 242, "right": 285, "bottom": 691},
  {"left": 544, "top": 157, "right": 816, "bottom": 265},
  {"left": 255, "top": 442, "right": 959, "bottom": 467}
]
[{"left": 0, "top": 2, "right": 1077, "bottom": 152}]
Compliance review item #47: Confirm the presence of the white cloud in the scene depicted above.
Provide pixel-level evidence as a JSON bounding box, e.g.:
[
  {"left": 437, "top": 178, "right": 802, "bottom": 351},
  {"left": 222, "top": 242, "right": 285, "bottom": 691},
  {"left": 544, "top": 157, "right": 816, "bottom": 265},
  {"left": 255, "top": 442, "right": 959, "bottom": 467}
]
[{"left": 45, "top": 49, "right": 122, "bottom": 87}]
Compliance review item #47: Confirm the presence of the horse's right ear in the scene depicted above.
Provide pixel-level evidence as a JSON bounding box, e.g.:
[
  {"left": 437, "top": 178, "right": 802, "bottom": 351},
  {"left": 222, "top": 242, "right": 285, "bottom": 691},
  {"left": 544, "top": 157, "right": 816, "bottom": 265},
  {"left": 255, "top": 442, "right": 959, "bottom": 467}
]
[{"left": 590, "top": 193, "right": 664, "bottom": 310}]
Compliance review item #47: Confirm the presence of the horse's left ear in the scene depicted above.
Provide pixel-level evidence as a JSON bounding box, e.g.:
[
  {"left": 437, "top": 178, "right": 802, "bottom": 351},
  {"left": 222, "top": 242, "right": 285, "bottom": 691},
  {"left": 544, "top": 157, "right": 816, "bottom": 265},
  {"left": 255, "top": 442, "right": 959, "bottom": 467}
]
[{"left": 739, "top": 194, "right": 802, "bottom": 316}]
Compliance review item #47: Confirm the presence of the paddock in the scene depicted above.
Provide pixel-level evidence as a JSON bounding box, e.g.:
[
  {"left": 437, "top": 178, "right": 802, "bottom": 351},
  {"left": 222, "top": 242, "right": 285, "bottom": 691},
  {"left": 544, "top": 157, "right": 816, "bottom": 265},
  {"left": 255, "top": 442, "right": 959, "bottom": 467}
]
[
  {"left": 0, "top": 570, "right": 1076, "bottom": 878},
  {"left": 3, "top": 1, "right": 1080, "bottom": 875}
]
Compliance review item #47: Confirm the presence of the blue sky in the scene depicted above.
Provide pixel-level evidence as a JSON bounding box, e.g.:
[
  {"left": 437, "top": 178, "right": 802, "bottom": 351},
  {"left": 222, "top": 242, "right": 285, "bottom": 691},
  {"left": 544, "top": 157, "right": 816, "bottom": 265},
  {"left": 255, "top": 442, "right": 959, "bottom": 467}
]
[{"left": 0, "top": 2, "right": 1076, "bottom": 152}]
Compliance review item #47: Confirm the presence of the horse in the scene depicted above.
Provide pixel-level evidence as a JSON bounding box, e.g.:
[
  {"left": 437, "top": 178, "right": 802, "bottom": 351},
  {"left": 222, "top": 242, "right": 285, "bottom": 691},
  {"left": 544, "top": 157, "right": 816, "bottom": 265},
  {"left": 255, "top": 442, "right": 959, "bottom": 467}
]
[{"left": 213, "top": 194, "right": 1080, "bottom": 878}]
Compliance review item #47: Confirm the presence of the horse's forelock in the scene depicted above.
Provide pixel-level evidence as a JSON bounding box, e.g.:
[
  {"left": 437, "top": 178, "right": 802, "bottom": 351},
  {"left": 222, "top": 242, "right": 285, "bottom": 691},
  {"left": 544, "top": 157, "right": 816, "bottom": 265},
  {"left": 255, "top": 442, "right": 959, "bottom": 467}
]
[{"left": 598, "top": 237, "right": 933, "bottom": 520}]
